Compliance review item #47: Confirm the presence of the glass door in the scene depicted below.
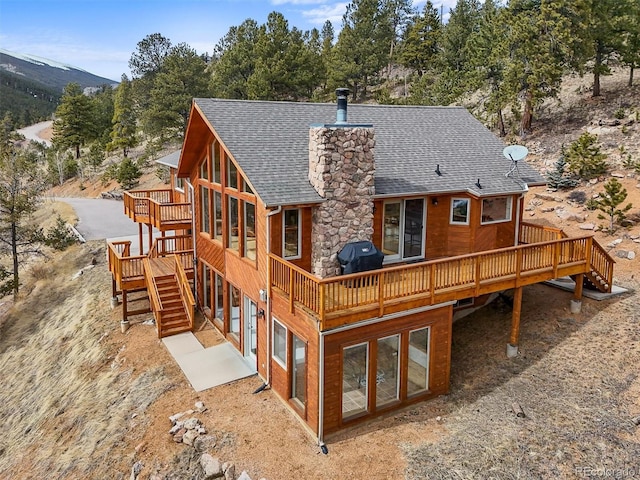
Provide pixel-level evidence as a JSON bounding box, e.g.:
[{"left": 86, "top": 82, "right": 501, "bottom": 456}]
[{"left": 244, "top": 296, "right": 258, "bottom": 370}]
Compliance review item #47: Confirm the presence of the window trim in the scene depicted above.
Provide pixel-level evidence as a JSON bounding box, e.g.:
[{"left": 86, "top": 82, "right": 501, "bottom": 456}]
[
  {"left": 342, "top": 341, "right": 370, "bottom": 420},
  {"left": 282, "top": 208, "right": 302, "bottom": 260},
  {"left": 407, "top": 326, "right": 431, "bottom": 397},
  {"left": 244, "top": 201, "right": 256, "bottom": 262},
  {"left": 272, "top": 318, "right": 287, "bottom": 369},
  {"left": 450, "top": 197, "right": 470, "bottom": 225},
  {"left": 481, "top": 196, "right": 513, "bottom": 225},
  {"left": 375, "top": 334, "right": 400, "bottom": 408}
]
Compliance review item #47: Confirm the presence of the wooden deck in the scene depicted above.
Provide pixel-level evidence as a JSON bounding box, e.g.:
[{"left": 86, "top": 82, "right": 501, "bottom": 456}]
[
  {"left": 123, "top": 189, "right": 192, "bottom": 231},
  {"left": 270, "top": 225, "right": 615, "bottom": 331}
]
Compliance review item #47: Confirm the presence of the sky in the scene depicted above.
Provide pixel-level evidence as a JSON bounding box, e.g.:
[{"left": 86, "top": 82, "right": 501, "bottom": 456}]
[{"left": 0, "top": 0, "right": 456, "bottom": 82}]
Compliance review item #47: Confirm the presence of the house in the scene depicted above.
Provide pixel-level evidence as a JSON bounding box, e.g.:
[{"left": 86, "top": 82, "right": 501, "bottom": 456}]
[{"left": 107, "top": 90, "right": 614, "bottom": 443}]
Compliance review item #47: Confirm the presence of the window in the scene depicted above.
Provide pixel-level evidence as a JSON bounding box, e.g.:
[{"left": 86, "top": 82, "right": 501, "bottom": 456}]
[
  {"left": 481, "top": 196, "right": 512, "bottom": 224},
  {"left": 174, "top": 173, "right": 184, "bottom": 192},
  {"left": 212, "top": 140, "right": 221, "bottom": 184},
  {"left": 200, "top": 156, "right": 209, "bottom": 181},
  {"left": 455, "top": 297, "right": 473, "bottom": 308},
  {"left": 273, "top": 319, "right": 287, "bottom": 368},
  {"left": 291, "top": 334, "right": 306, "bottom": 408},
  {"left": 450, "top": 198, "right": 470, "bottom": 225},
  {"left": 244, "top": 202, "right": 256, "bottom": 261},
  {"left": 376, "top": 335, "right": 400, "bottom": 408},
  {"left": 227, "top": 154, "right": 238, "bottom": 189},
  {"left": 228, "top": 197, "right": 239, "bottom": 251},
  {"left": 382, "top": 199, "right": 424, "bottom": 261},
  {"left": 213, "top": 191, "right": 223, "bottom": 243},
  {"left": 243, "top": 179, "right": 253, "bottom": 194},
  {"left": 342, "top": 343, "right": 369, "bottom": 419},
  {"left": 200, "top": 186, "right": 210, "bottom": 235},
  {"left": 214, "top": 273, "right": 224, "bottom": 320},
  {"left": 283, "top": 209, "right": 300, "bottom": 259},
  {"left": 407, "top": 327, "right": 430, "bottom": 396},
  {"left": 202, "top": 263, "right": 211, "bottom": 311},
  {"left": 229, "top": 285, "right": 240, "bottom": 340}
]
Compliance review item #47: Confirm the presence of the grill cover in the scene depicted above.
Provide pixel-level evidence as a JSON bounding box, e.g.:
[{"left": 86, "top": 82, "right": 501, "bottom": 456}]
[{"left": 337, "top": 241, "right": 384, "bottom": 275}]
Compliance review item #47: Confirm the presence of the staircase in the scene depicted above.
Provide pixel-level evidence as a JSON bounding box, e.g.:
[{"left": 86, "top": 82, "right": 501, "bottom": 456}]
[
  {"left": 144, "top": 256, "right": 195, "bottom": 338},
  {"left": 155, "top": 276, "right": 192, "bottom": 337}
]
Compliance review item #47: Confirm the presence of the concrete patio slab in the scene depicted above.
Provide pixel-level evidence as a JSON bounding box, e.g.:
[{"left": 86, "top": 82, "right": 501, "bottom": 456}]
[{"left": 544, "top": 276, "right": 629, "bottom": 300}]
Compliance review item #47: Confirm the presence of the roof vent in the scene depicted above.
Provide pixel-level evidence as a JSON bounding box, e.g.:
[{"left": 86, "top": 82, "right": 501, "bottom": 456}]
[{"left": 336, "top": 88, "right": 349, "bottom": 124}]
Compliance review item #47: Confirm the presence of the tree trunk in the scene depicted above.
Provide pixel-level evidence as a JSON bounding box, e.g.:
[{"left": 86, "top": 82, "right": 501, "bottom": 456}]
[
  {"left": 75, "top": 143, "right": 81, "bottom": 159},
  {"left": 520, "top": 90, "right": 533, "bottom": 135},
  {"left": 497, "top": 108, "right": 506, "bottom": 137},
  {"left": 593, "top": 48, "right": 602, "bottom": 97},
  {"left": 11, "top": 219, "right": 18, "bottom": 299},
  {"left": 630, "top": 65, "right": 635, "bottom": 87}
]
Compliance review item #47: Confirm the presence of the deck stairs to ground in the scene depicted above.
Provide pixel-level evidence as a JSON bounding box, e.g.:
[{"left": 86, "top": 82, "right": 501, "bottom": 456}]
[{"left": 108, "top": 235, "right": 195, "bottom": 338}]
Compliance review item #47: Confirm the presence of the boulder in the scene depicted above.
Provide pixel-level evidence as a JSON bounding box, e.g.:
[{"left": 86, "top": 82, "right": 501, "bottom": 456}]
[
  {"left": 194, "top": 434, "right": 218, "bottom": 452},
  {"left": 183, "top": 417, "right": 201, "bottom": 430},
  {"left": 237, "top": 472, "right": 253, "bottom": 480},
  {"left": 579, "top": 223, "right": 595, "bottom": 230},
  {"left": 183, "top": 429, "right": 200, "bottom": 446},
  {"left": 200, "top": 454, "right": 223, "bottom": 479}
]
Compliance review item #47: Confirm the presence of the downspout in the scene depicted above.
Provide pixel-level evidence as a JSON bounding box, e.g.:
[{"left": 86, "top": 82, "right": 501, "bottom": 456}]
[
  {"left": 186, "top": 179, "right": 198, "bottom": 305},
  {"left": 265, "top": 205, "right": 282, "bottom": 386},
  {"left": 318, "top": 329, "right": 327, "bottom": 452}
]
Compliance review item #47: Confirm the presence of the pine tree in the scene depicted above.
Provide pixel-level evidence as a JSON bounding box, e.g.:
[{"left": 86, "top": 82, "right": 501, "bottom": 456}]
[
  {"left": 399, "top": 1, "right": 442, "bottom": 77},
  {"left": 546, "top": 152, "right": 578, "bottom": 190},
  {"left": 589, "top": 178, "right": 632, "bottom": 233},
  {"left": 565, "top": 132, "right": 608, "bottom": 179},
  {"left": 0, "top": 114, "right": 47, "bottom": 298},
  {"left": 109, "top": 74, "right": 137, "bottom": 157},
  {"left": 52, "top": 83, "right": 94, "bottom": 159}
]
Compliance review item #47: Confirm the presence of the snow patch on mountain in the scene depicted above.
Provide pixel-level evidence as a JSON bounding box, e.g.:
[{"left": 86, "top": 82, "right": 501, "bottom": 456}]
[{"left": 0, "top": 48, "right": 88, "bottom": 73}]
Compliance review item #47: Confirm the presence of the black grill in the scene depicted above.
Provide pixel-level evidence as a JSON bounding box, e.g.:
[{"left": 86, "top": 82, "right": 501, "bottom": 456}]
[{"left": 337, "top": 241, "right": 384, "bottom": 275}]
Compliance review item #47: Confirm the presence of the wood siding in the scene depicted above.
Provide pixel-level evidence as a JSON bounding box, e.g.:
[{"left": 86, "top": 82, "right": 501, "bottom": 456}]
[{"left": 322, "top": 305, "right": 452, "bottom": 435}]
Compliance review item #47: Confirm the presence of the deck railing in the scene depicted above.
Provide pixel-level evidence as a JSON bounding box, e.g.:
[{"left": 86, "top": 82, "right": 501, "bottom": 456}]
[
  {"left": 519, "top": 221, "right": 613, "bottom": 291},
  {"left": 107, "top": 240, "right": 145, "bottom": 291},
  {"left": 123, "top": 189, "right": 191, "bottom": 229},
  {"left": 174, "top": 254, "right": 195, "bottom": 332},
  {"left": 270, "top": 235, "right": 597, "bottom": 330}
]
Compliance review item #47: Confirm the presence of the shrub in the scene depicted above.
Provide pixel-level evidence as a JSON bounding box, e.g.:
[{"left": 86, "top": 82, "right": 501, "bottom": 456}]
[
  {"left": 567, "top": 190, "right": 587, "bottom": 204},
  {"left": 546, "top": 152, "right": 578, "bottom": 190},
  {"left": 44, "top": 215, "right": 77, "bottom": 251},
  {"left": 614, "top": 107, "right": 626, "bottom": 119},
  {"left": 565, "top": 132, "right": 608, "bottom": 180},
  {"left": 590, "top": 178, "right": 633, "bottom": 233}
]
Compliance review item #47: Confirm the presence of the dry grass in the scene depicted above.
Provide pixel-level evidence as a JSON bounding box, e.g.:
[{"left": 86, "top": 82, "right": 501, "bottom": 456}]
[
  {"left": 0, "top": 241, "right": 175, "bottom": 478},
  {"left": 404, "top": 288, "right": 640, "bottom": 479}
]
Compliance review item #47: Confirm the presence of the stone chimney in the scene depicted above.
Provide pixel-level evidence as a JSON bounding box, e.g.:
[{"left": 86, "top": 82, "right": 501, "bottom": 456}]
[{"left": 308, "top": 89, "right": 376, "bottom": 278}]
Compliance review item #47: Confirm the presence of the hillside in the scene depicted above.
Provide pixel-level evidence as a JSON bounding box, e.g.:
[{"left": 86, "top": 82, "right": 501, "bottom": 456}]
[
  {"left": 0, "top": 49, "right": 118, "bottom": 127},
  {"left": 0, "top": 69, "right": 639, "bottom": 479}
]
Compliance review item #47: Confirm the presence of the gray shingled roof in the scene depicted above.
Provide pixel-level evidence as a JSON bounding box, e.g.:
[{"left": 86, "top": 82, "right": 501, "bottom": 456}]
[
  {"left": 194, "top": 98, "right": 545, "bottom": 208},
  {"left": 156, "top": 149, "right": 181, "bottom": 168}
]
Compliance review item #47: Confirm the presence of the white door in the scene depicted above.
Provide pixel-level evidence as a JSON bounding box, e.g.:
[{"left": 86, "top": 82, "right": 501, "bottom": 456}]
[{"left": 244, "top": 296, "right": 258, "bottom": 370}]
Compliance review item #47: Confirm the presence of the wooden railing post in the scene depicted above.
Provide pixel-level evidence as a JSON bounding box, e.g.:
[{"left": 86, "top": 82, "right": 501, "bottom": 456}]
[
  {"left": 288, "top": 267, "right": 295, "bottom": 314},
  {"left": 475, "top": 257, "right": 481, "bottom": 296},
  {"left": 378, "top": 271, "right": 385, "bottom": 318}
]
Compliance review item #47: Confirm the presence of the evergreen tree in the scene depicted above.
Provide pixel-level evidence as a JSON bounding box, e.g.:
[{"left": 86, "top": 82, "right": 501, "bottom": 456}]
[
  {"left": 90, "top": 84, "right": 115, "bottom": 145},
  {"left": 210, "top": 19, "right": 259, "bottom": 99},
  {"left": 52, "top": 83, "right": 94, "bottom": 159},
  {"left": 381, "top": 0, "right": 415, "bottom": 80},
  {"left": 117, "top": 157, "right": 143, "bottom": 190},
  {"left": 399, "top": 1, "right": 442, "bottom": 77},
  {"left": 109, "top": 74, "right": 137, "bottom": 157},
  {"left": 620, "top": 0, "right": 640, "bottom": 87},
  {"left": 501, "top": 0, "right": 571, "bottom": 134},
  {"left": 330, "top": 0, "right": 393, "bottom": 100},
  {"left": 466, "top": 0, "right": 508, "bottom": 135},
  {"left": 320, "top": 20, "right": 335, "bottom": 92},
  {"left": 565, "top": 132, "right": 608, "bottom": 179},
  {"left": 546, "top": 151, "right": 578, "bottom": 190},
  {"left": 129, "top": 33, "right": 172, "bottom": 78},
  {"left": 144, "top": 43, "right": 211, "bottom": 140},
  {"left": 589, "top": 178, "right": 632, "bottom": 233},
  {"left": 0, "top": 114, "right": 47, "bottom": 298}
]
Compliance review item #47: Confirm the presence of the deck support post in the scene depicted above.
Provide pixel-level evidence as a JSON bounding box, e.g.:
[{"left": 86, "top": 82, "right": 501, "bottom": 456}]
[
  {"left": 138, "top": 223, "right": 143, "bottom": 255},
  {"left": 507, "top": 286, "right": 523, "bottom": 358},
  {"left": 148, "top": 223, "right": 153, "bottom": 252},
  {"left": 122, "top": 289, "right": 128, "bottom": 323}
]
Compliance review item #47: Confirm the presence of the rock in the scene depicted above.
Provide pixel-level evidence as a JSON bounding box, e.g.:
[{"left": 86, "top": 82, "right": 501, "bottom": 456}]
[
  {"left": 628, "top": 251, "right": 636, "bottom": 260},
  {"left": 611, "top": 172, "right": 625, "bottom": 178},
  {"left": 223, "top": 462, "right": 236, "bottom": 480},
  {"left": 130, "top": 461, "right": 144, "bottom": 480},
  {"left": 616, "top": 250, "right": 629, "bottom": 259},
  {"left": 589, "top": 178, "right": 599, "bottom": 185},
  {"left": 555, "top": 208, "right": 585, "bottom": 222},
  {"left": 541, "top": 206, "right": 556, "bottom": 213},
  {"left": 173, "top": 428, "right": 187, "bottom": 443},
  {"left": 237, "top": 472, "right": 252, "bottom": 480},
  {"left": 169, "top": 422, "right": 184, "bottom": 434},
  {"left": 183, "top": 417, "right": 201, "bottom": 430},
  {"left": 183, "top": 428, "right": 200, "bottom": 446},
  {"left": 608, "top": 239, "right": 623, "bottom": 248},
  {"left": 134, "top": 441, "right": 146, "bottom": 453},
  {"left": 579, "top": 223, "right": 595, "bottom": 230},
  {"left": 198, "top": 426, "right": 207, "bottom": 434},
  {"left": 200, "top": 454, "right": 223, "bottom": 479},
  {"left": 534, "top": 193, "right": 558, "bottom": 202},
  {"left": 194, "top": 434, "right": 218, "bottom": 452},
  {"left": 195, "top": 401, "right": 207, "bottom": 412}
]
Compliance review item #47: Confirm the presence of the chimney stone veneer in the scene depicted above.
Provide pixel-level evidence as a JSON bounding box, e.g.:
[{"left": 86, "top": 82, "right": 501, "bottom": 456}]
[{"left": 308, "top": 126, "right": 376, "bottom": 278}]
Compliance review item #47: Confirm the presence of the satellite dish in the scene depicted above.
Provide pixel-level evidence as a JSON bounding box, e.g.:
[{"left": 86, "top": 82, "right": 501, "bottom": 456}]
[
  {"left": 503, "top": 145, "right": 528, "bottom": 162},
  {"left": 503, "top": 145, "right": 528, "bottom": 178}
]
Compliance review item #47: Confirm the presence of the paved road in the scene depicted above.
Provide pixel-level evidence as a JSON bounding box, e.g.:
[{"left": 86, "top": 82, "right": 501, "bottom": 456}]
[
  {"left": 54, "top": 197, "right": 142, "bottom": 241},
  {"left": 17, "top": 120, "right": 52, "bottom": 146}
]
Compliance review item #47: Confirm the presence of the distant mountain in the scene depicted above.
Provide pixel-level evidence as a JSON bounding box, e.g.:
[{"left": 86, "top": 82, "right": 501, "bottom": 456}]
[{"left": 0, "top": 48, "right": 118, "bottom": 128}]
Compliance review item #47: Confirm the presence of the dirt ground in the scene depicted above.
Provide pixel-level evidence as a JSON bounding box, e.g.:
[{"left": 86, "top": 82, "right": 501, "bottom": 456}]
[{"left": 1, "top": 69, "right": 639, "bottom": 479}]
